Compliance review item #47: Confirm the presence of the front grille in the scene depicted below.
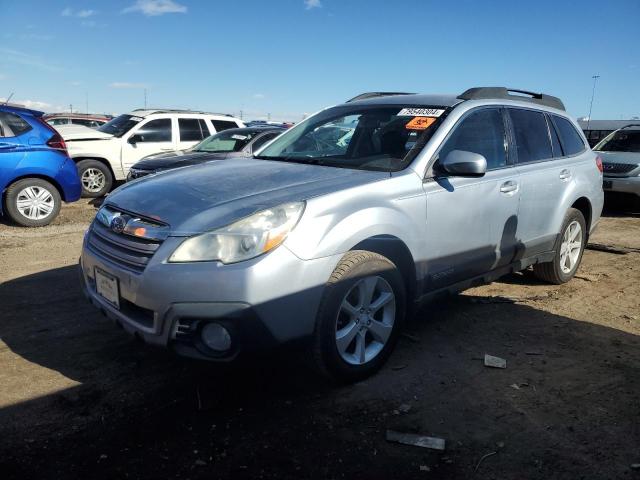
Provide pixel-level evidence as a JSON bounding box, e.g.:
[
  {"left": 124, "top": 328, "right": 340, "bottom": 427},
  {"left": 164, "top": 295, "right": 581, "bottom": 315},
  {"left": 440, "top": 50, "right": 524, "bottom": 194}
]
[
  {"left": 602, "top": 162, "right": 638, "bottom": 174},
  {"left": 87, "top": 221, "right": 162, "bottom": 273}
]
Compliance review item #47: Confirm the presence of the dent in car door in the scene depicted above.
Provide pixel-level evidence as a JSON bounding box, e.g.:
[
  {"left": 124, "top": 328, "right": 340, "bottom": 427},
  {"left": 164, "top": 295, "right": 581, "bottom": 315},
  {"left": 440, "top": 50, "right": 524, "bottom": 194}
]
[{"left": 422, "top": 107, "right": 520, "bottom": 292}]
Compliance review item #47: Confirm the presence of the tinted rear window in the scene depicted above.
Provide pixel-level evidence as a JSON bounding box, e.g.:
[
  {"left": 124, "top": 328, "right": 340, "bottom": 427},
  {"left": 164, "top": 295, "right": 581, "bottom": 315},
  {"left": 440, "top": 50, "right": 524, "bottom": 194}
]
[
  {"left": 211, "top": 120, "right": 240, "bottom": 132},
  {"left": 553, "top": 116, "right": 586, "bottom": 155},
  {"left": 509, "top": 109, "right": 552, "bottom": 163},
  {"left": 0, "top": 112, "right": 33, "bottom": 137},
  {"left": 179, "top": 118, "right": 208, "bottom": 142}
]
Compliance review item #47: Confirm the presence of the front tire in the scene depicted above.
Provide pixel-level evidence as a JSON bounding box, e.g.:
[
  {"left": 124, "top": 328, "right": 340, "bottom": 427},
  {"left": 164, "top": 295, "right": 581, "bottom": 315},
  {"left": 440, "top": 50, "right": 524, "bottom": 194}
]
[
  {"left": 4, "top": 178, "right": 61, "bottom": 227},
  {"left": 312, "top": 250, "right": 406, "bottom": 383},
  {"left": 533, "top": 208, "right": 586, "bottom": 284},
  {"left": 77, "top": 159, "right": 113, "bottom": 198}
]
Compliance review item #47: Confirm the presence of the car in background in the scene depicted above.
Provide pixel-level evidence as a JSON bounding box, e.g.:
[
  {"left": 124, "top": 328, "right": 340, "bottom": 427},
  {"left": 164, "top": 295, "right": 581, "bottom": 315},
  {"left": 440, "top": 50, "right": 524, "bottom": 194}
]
[
  {"left": 0, "top": 105, "right": 81, "bottom": 227},
  {"left": 127, "top": 126, "right": 284, "bottom": 180},
  {"left": 594, "top": 124, "right": 640, "bottom": 206},
  {"left": 44, "top": 113, "right": 113, "bottom": 129},
  {"left": 245, "top": 120, "right": 293, "bottom": 129},
  {"left": 58, "top": 109, "right": 244, "bottom": 197}
]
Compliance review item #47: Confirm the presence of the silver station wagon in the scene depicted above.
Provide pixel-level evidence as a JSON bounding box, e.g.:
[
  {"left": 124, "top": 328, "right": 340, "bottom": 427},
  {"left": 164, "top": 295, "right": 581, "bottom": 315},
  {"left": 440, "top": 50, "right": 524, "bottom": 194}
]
[{"left": 79, "top": 87, "right": 604, "bottom": 382}]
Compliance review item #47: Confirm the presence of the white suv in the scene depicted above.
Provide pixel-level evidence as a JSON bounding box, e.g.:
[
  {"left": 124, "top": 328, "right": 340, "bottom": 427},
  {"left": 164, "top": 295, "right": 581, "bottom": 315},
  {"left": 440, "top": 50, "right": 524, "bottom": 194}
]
[{"left": 59, "top": 109, "right": 244, "bottom": 197}]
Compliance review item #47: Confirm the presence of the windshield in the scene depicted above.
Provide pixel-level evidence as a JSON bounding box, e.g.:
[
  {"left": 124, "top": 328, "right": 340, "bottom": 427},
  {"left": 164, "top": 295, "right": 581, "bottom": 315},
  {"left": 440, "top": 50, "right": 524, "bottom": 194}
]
[
  {"left": 97, "top": 114, "right": 143, "bottom": 137},
  {"left": 193, "top": 130, "right": 258, "bottom": 153},
  {"left": 255, "top": 105, "right": 445, "bottom": 171},
  {"left": 594, "top": 129, "right": 640, "bottom": 153}
]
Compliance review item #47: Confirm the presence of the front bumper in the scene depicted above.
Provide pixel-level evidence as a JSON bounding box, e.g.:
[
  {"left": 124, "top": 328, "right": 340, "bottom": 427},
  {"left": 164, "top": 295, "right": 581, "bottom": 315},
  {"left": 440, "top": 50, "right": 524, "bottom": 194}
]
[
  {"left": 79, "top": 233, "right": 341, "bottom": 360},
  {"left": 603, "top": 175, "right": 640, "bottom": 197}
]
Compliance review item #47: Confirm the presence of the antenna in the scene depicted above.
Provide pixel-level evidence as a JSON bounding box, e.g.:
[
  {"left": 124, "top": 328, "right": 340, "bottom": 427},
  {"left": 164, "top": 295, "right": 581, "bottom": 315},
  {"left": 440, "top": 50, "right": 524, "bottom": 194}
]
[{"left": 2, "top": 92, "right": 14, "bottom": 106}]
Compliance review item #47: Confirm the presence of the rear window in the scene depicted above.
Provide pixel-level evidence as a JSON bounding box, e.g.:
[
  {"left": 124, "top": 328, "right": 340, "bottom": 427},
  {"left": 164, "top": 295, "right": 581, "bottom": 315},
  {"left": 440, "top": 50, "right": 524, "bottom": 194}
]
[
  {"left": 509, "top": 109, "right": 552, "bottom": 163},
  {"left": 553, "top": 116, "right": 586, "bottom": 155},
  {"left": 211, "top": 120, "right": 240, "bottom": 132},
  {"left": 594, "top": 129, "right": 640, "bottom": 153},
  {"left": 0, "top": 112, "right": 33, "bottom": 137},
  {"left": 179, "top": 118, "right": 209, "bottom": 142}
]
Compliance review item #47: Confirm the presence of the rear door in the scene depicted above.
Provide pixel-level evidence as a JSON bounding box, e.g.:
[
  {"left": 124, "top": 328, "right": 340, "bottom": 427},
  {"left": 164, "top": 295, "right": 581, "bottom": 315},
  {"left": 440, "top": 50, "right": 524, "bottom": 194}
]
[
  {"left": 121, "top": 117, "right": 175, "bottom": 172},
  {"left": 509, "top": 108, "right": 578, "bottom": 257},
  {"left": 422, "top": 107, "right": 521, "bottom": 291},
  {"left": 177, "top": 117, "right": 211, "bottom": 151}
]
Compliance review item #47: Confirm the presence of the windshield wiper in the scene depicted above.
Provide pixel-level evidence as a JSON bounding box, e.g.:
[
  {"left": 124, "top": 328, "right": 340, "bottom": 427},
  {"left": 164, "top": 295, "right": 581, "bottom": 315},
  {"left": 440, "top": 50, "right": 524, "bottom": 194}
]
[{"left": 254, "top": 154, "right": 327, "bottom": 165}]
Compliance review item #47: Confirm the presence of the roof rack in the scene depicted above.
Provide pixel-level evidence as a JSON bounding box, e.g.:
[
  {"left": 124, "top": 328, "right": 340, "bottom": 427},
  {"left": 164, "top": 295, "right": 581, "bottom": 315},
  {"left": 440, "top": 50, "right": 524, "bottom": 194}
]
[
  {"left": 131, "top": 108, "right": 234, "bottom": 117},
  {"left": 457, "top": 87, "right": 565, "bottom": 111},
  {"left": 346, "top": 92, "right": 416, "bottom": 103}
]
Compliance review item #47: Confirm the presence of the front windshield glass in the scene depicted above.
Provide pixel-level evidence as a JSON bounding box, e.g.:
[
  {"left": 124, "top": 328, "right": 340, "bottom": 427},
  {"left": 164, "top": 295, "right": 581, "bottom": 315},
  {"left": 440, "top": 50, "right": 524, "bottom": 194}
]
[
  {"left": 255, "top": 105, "right": 445, "bottom": 171},
  {"left": 595, "top": 129, "right": 640, "bottom": 153},
  {"left": 193, "top": 130, "right": 257, "bottom": 153},
  {"left": 97, "top": 114, "right": 143, "bottom": 137}
]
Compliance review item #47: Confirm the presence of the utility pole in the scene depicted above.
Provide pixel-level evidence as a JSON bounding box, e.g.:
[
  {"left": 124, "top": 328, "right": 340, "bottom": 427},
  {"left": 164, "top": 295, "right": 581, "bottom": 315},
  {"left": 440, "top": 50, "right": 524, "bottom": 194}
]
[
  {"left": 267, "top": 112, "right": 271, "bottom": 121},
  {"left": 144, "top": 88, "right": 147, "bottom": 109},
  {"left": 240, "top": 109, "right": 243, "bottom": 120},
  {"left": 587, "top": 75, "right": 600, "bottom": 131},
  {"left": 69, "top": 103, "right": 73, "bottom": 113}
]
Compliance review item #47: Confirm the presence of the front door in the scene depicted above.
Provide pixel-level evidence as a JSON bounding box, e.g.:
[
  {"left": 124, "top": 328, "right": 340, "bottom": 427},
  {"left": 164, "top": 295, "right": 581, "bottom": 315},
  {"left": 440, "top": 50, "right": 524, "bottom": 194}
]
[
  {"left": 121, "top": 117, "right": 175, "bottom": 173},
  {"left": 422, "top": 107, "right": 520, "bottom": 292}
]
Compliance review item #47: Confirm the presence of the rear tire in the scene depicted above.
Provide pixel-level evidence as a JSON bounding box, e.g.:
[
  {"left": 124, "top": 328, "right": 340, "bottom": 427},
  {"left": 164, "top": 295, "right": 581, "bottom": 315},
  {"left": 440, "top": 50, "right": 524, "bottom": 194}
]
[
  {"left": 4, "top": 178, "right": 61, "bottom": 227},
  {"left": 77, "top": 159, "right": 112, "bottom": 198},
  {"left": 533, "top": 208, "right": 586, "bottom": 284},
  {"left": 312, "top": 250, "right": 406, "bottom": 383}
]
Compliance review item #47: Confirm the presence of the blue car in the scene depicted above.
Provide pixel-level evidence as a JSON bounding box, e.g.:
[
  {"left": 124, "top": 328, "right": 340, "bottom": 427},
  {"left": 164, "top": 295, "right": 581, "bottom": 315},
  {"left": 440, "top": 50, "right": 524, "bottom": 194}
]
[{"left": 0, "top": 105, "right": 81, "bottom": 226}]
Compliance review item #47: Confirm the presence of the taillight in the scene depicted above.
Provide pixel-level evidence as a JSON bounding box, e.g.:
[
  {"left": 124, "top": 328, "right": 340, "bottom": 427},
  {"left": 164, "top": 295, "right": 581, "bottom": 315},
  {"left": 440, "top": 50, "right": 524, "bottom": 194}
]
[
  {"left": 46, "top": 132, "right": 67, "bottom": 153},
  {"left": 595, "top": 155, "right": 603, "bottom": 173}
]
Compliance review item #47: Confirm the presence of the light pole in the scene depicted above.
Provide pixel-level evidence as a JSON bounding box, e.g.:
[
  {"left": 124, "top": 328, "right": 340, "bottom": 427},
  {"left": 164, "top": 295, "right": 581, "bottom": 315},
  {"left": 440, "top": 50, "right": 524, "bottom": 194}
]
[{"left": 587, "top": 75, "right": 600, "bottom": 130}]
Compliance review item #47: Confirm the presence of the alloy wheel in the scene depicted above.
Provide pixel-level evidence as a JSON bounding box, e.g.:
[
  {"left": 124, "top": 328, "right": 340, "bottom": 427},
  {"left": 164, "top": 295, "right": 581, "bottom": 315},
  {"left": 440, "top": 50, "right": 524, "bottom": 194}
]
[
  {"left": 81, "top": 168, "right": 106, "bottom": 193},
  {"left": 559, "top": 220, "right": 583, "bottom": 274}
]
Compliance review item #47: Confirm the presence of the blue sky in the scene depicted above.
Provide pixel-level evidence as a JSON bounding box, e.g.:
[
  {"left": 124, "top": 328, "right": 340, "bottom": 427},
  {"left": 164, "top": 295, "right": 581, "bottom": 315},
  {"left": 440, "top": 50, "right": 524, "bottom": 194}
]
[{"left": 1, "top": 0, "right": 638, "bottom": 121}]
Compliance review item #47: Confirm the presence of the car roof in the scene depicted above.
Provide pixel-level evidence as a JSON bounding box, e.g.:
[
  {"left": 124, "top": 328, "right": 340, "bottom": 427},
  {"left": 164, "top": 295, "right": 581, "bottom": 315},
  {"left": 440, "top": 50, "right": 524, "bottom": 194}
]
[
  {"left": 346, "top": 94, "right": 462, "bottom": 108},
  {"left": 130, "top": 108, "right": 237, "bottom": 118},
  {"left": 0, "top": 104, "right": 44, "bottom": 117}
]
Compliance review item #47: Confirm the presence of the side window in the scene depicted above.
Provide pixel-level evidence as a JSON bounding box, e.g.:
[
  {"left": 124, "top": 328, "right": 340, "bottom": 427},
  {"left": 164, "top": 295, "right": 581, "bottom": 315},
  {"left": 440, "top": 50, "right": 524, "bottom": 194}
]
[
  {"left": 509, "top": 109, "right": 553, "bottom": 163},
  {"left": 72, "top": 118, "right": 94, "bottom": 127},
  {"left": 250, "top": 132, "right": 279, "bottom": 152},
  {"left": 547, "top": 115, "right": 563, "bottom": 158},
  {"left": 49, "top": 118, "right": 69, "bottom": 126},
  {"left": 553, "top": 116, "right": 586, "bottom": 156},
  {"left": 135, "top": 118, "right": 172, "bottom": 143},
  {"left": 0, "top": 112, "right": 32, "bottom": 137},
  {"left": 211, "top": 120, "right": 240, "bottom": 132},
  {"left": 439, "top": 108, "right": 507, "bottom": 170},
  {"left": 179, "top": 118, "right": 207, "bottom": 142},
  {"left": 198, "top": 119, "right": 211, "bottom": 137}
]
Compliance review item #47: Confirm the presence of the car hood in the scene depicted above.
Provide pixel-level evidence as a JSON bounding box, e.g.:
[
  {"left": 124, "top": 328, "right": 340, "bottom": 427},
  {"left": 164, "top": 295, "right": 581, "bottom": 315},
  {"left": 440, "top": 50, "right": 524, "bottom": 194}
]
[
  {"left": 106, "top": 158, "right": 388, "bottom": 235},
  {"left": 134, "top": 151, "right": 227, "bottom": 170},
  {"left": 597, "top": 151, "right": 640, "bottom": 164},
  {"left": 58, "top": 124, "right": 114, "bottom": 141}
]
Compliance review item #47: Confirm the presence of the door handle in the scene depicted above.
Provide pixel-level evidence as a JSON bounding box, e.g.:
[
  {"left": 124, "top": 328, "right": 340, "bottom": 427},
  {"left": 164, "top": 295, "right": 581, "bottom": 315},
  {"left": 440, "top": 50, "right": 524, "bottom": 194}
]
[
  {"left": 559, "top": 169, "right": 572, "bottom": 181},
  {"left": 500, "top": 181, "right": 518, "bottom": 194}
]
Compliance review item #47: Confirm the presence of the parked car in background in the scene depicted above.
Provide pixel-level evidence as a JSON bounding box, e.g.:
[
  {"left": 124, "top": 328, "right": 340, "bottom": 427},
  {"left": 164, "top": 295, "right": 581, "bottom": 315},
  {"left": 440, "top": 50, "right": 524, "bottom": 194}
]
[
  {"left": 59, "top": 109, "right": 244, "bottom": 197},
  {"left": 0, "top": 105, "right": 81, "bottom": 227},
  {"left": 79, "top": 87, "right": 603, "bottom": 382},
  {"left": 594, "top": 124, "right": 640, "bottom": 206},
  {"left": 127, "top": 126, "right": 285, "bottom": 180},
  {"left": 245, "top": 120, "right": 293, "bottom": 129},
  {"left": 44, "top": 113, "right": 113, "bottom": 129}
]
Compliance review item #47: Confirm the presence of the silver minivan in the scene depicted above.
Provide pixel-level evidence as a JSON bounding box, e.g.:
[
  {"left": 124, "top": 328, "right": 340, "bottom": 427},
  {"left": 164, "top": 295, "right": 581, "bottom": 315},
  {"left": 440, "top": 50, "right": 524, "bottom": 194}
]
[{"left": 79, "top": 87, "right": 604, "bottom": 382}]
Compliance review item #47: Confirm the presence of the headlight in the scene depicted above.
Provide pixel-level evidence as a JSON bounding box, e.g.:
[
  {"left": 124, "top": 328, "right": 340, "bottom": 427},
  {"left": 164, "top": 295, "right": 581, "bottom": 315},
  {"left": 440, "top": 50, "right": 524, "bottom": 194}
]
[{"left": 169, "top": 202, "right": 305, "bottom": 264}]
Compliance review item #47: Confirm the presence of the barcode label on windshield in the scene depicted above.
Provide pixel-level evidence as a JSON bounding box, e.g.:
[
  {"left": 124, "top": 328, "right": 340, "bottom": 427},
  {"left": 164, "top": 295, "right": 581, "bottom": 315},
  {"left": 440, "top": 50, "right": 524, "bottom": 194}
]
[{"left": 397, "top": 108, "right": 444, "bottom": 117}]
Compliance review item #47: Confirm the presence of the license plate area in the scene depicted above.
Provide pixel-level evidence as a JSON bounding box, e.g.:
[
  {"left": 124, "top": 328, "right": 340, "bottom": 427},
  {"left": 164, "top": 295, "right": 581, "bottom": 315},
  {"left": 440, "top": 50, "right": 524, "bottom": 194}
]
[
  {"left": 95, "top": 267, "right": 120, "bottom": 309},
  {"left": 603, "top": 180, "right": 612, "bottom": 189}
]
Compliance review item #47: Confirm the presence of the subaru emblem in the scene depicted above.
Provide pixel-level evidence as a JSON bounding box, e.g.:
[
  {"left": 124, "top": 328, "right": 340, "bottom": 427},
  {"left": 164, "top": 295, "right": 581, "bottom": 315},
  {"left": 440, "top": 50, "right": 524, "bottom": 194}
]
[{"left": 110, "top": 215, "right": 127, "bottom": 234}]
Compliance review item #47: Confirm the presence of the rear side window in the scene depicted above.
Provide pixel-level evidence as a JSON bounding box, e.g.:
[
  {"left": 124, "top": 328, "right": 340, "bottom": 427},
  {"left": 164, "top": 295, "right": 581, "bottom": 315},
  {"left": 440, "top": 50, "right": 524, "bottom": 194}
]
[
  {"left": 553, "top": 116, "right": 586, "bottom": 155},
  {"left": 179, "top": 118, "right": 208, "bottom": 142},
  {"left": 48, "top": 118, "right": 69, "bottom": 126},
  {"left": 0, "top": 112, "right": 33, "bottom": 137},
  {"left": 439, "top": 108, "right": 507, "bottom": 170},
  {"left": 509, "top": 109, "right": 552, "bottom": 163},
  {"left": 135, "top": 118, "right": 172, "bottom": 142},
  {"left": 211, "top": 120, "right": 240, "bottom": 132}
]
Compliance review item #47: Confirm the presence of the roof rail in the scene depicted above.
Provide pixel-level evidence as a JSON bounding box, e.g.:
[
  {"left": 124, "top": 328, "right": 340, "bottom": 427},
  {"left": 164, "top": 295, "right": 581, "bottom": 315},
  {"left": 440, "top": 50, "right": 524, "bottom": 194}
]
[
  {"left": 457, "top": 87, "right": 565, "bottom": 111},
  {"left": 131, "top": 108, "right": 234, "bottom": 117},
  {"left": 619, "top": 124, "right": 640, "bottom": 130},
  {"left": 346, "top": 92, "right": 416, "bottom": 103}
]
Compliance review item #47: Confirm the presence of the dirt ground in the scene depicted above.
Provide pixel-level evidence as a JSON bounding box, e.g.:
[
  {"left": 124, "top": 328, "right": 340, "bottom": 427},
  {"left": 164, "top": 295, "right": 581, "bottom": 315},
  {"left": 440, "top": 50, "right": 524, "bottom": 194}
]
[{"left": 1, "top": 196, "right": 639, "bottom": 480}]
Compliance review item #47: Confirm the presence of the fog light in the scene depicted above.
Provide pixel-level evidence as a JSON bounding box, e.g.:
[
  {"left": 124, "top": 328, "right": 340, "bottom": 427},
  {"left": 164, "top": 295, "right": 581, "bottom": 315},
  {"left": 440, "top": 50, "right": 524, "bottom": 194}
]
[{"left": 200, "top": 323, "right": 232, "bottom": 352}]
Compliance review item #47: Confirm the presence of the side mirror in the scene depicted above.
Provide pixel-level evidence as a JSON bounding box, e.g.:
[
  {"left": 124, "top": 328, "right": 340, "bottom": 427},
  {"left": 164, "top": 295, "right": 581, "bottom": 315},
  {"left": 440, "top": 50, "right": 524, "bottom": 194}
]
[
  {"left": 128, "top": 134, "right": 143, "bottom": 145},
  {"left": 440, "top": 150, "right": 487, "bottom": 177}
]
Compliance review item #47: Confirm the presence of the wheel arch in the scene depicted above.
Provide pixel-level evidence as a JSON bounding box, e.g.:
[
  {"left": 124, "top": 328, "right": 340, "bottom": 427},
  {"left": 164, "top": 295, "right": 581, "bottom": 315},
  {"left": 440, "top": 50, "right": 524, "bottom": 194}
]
[
  {"left": 73, "top": 157, "right": 116, "bottom": 180},
  {"left": 2, "top": 174, "right": 65, "bottom": 214},
  {"left": 351, "top": 235, "right": 418, "bottom": 304},
  {"left": 571, "top": 196, "right": 592, "bottom": 237}
]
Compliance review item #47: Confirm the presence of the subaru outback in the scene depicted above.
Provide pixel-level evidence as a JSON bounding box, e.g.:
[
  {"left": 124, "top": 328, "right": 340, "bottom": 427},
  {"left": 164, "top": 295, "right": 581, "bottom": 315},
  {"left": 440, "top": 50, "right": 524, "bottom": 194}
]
[{"left": 79, "top": 87, "right": 604, "bottom": 382}]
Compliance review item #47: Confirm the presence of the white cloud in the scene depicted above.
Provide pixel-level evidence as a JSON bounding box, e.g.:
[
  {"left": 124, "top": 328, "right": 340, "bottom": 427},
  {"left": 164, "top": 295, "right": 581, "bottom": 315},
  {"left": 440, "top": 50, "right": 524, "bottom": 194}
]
[
  {"left": 69, "top": 81, "right": 82, "bottom": 86},
  {"left": 0, "top": 98, "right": 52, "bottom": 110},
  {"left": 61, "top": 7, "right": 97, "bottom": 18},
  {"left": 304, "top": 0, "right": 322, "bottom": 9},
  {"left": 109, "top": 82, "right": 148, "bottom": 89},
  {"left": 253, "top": 93, "right": 265, "bottom": 99},
  {"left": 122, "top": 0, "right": 187, "bottom": 16}
]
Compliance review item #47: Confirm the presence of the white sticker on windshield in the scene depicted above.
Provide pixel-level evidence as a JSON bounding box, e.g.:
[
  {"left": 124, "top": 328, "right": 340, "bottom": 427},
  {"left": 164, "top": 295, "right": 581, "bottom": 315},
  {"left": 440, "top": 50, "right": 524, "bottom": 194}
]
[
  {"left": 130, "top": 116, "right": 143, "bottom": 122},
  {"left": 397, "top": 108, "right": 445, "bottom": 117},
  {"left": 231, "top": 134, "right": 248, "bottom": 140}
]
